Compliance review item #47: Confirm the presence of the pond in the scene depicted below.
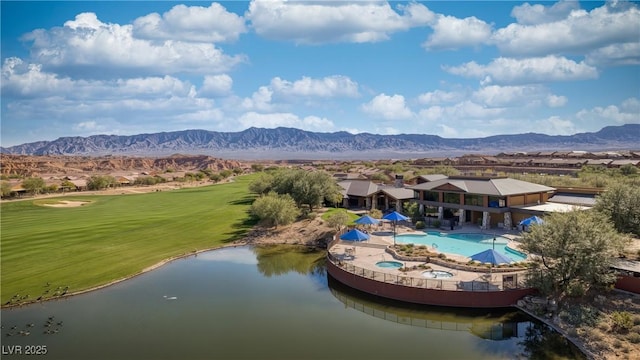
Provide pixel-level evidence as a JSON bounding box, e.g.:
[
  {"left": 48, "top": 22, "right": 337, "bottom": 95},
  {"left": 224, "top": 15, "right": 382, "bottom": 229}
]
[{"left": 1, "top": 245, "right": 584, "bottom": 360}]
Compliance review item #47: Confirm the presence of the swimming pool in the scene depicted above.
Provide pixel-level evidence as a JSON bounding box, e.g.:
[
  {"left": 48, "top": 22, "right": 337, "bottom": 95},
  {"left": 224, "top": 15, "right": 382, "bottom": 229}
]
[
  {"left": 376, "top": 261, "right": 403, "bottom": 268},
  {"left": 396, "top": 232, "right": 526, "bottom": 262},
  {"left": 422, "top": 270, "right": 454, "bottom": 279}
]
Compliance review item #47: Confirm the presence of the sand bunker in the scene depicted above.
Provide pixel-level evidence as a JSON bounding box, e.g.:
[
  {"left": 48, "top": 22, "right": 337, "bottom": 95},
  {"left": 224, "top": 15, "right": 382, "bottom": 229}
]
[{"left": 43, "top": 200, "right": 91, "bottom": 208}]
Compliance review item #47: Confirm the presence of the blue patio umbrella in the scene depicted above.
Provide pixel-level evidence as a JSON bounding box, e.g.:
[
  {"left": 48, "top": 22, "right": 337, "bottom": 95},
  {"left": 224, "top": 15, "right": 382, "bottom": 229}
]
[
  {"left": 354, "top": 215, "right": 380, "bottom": 225},
  {"left": 382, "top": 211, "right": 410, "bottom": 222},
  {"left": 382, "top": 211, "right": 410, "bottom": 245},
  {"left": 340, "top": 228, "right": 370, "bottom": 242},
  {"left": 470, "top": 249, "right": 513, "bottom": 265},
  {"left": 519, "top": 216, "right": 544, "bottom": 226}
]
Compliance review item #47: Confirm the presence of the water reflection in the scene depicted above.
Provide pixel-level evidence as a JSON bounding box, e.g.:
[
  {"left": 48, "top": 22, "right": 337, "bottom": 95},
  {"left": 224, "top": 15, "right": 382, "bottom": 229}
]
[
  {"left": 252, "top": 244, "right": 326, "bottom": 277},
  {"left": 328, "top": 276, "right": 585, "bottom": 359},
  {"left": 0, "top": 245, "right": 584, "bottom": 360}
]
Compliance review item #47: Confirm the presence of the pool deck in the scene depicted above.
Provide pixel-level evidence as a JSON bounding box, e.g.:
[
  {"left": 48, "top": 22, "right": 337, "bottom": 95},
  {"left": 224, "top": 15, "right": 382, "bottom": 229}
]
[{"left": 329, "top": 224, "right": 528, "bottom": 284}]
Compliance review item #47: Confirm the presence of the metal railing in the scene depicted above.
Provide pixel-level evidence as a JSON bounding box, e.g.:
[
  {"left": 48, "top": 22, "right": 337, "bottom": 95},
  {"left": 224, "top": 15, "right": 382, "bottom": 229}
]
[{"left": 327, "top": 251, "right": 528, "bottom": 292}]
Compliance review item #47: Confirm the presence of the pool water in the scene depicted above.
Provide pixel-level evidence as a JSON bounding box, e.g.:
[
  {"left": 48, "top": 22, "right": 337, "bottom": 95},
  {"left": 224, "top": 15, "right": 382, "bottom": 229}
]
[
  {"left": 376, "top": 261, "right": 403, "bottom": 268},
  {"left": 396, "top": 232, "right": 527, "bottom": 262},
  {"left": 422, "top": 270, "right": 454, "bottom": 279}
]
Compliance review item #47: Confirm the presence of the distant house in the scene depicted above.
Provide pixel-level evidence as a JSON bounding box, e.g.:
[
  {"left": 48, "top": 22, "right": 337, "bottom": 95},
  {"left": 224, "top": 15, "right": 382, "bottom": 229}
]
[
  {"left": 337, "top": 179, "right": 415, "bottom": 212},
  {"left": 69, "top": 179, "right": 88, "bottom": 191},
  {"left": 416, "top": 174, "right": 448, "bottom": 184},
  {"left": 585, "top": 159, "right": 612, "bottom": 166},
  {"left": 610, "top": 159, "right": 640, "bottom": 168},
  {"left": 337, "top": 180, "right": 380, "bottom": 209}
]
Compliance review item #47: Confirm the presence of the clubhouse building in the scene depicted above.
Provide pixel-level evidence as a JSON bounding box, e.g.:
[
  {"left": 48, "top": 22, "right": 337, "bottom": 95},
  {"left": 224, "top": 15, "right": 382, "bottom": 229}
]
[{"left": 338, "top": 174, "right": 591, "bottom": 230}]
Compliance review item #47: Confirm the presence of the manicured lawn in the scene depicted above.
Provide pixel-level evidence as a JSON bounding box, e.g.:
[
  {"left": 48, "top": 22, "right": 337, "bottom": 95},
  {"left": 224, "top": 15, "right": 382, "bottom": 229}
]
[
  {"left": 321, "top": 208, "right": 361, "bottom": 225},
  {"left": 0, "top": 176, "right": 257, "bottom": 305}
]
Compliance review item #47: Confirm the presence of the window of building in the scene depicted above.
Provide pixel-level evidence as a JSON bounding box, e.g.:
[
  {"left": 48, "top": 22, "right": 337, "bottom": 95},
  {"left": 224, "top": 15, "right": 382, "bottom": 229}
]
[
  {"left": 443, "top": 192, "right": 460, "bottom": 204},
  {"left": 488, "top": 196, "right": 506, "bottom": 208},
  {"left": 464, "top": 194, "right": 483, "bottom": 206},
  {"left": 423, "top": 191, "right": 439, "bottom": 202}
]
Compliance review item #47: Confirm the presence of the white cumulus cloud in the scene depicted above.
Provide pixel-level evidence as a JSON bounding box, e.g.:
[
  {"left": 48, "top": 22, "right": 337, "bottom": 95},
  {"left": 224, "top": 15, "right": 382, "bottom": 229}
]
[
  {"left": 417, "top": 89, "right": 465, "bottom": 105},
  {"left": 492, "top": 1, "right": 640, "bottom": 58},
  {"left": 199, "top": 74, "right": 233, "bottom": 97},
  {"left": 246, "top": 0, "right": 434, "bottom": 44},
  {"left": 133, "top": 3, "right": 247, "bottom": 43},
  {"left": 423, "top": 15, "right": 492, "bottom": 50},
  {"left": 510, "top": 0, "right": 580, "bottom": 25},
  {"left": 22, "top": 12, "right": 246, "bottom": 78},
  {"left": 270, "top": 75, "right": 359, "bottom": 98},
  {"left": 362, "top": 93, "right": 413, "bottom": 120},
  {"left": 445, "top": 56, "right": 598, "bottom": 84},
  {"left": 238, "top": 112, "right": 334, "bottom": 131}
]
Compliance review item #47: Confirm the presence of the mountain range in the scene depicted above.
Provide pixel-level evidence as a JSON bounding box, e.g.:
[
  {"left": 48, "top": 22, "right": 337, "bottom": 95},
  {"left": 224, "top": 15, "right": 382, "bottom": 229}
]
[{"left": 2, "top": 125, "right": 639, "bottom": 159}]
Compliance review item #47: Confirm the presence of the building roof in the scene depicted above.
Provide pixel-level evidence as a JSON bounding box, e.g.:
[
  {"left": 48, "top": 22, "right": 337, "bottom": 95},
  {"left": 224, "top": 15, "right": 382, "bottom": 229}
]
[
  {"left": 378, "top": 187, "right": 415, "bottom": 200},
  {"left": 611, "top": 259, "right": 640, "bottom": 274},
  {"left": 418, "top": 174, "right": 448, "bottom": 182},
  {"left": 410, "top": 176, "right": 555, "bottom": 196},
  {"left": 511, "top": 202, "right": 590, "bottom": 213},
  {"left": 338, "top": 180, "right": 380, "bottom": 197},
  {"left": 548, "top": 192, "right": 597, "bottom": 206}
]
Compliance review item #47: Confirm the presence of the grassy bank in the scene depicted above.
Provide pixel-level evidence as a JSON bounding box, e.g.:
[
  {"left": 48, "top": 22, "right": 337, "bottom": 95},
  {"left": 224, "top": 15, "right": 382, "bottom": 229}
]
[{"left": 1, "top": 176, "right": 256, "bottom": 305}]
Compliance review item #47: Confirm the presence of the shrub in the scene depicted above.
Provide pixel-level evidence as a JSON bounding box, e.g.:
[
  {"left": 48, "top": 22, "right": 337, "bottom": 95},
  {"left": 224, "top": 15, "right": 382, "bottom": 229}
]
[
  {"left": 415, "top": 221, "right": 425, "bottom": 229},
  {"left": 611, "top": 311, "right": 634, "bottom": 333},
  {"left": 627, "top": 332, "right": 640, "bottom": 344},
  {"left": 566, "top": 281, "right": 586, "bottom": 298},
  {"left": 433, "top": 220, "right": 441, "bottom": 228}
]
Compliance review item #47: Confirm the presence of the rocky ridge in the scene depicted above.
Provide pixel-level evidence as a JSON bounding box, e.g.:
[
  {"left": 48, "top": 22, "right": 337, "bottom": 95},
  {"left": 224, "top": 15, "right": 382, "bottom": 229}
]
[
  {"left": 2, "top": 125, "right": 639, "bottom": 159},
  {"left": 0, "top": 154, "right": 243, "bottom": 176}
]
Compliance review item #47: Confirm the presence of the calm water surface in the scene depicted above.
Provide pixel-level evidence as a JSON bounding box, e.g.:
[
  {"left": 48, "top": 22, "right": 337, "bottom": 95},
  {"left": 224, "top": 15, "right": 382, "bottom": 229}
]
[{"left": 1, "top": 245, "right": 583, "bottom": 360}]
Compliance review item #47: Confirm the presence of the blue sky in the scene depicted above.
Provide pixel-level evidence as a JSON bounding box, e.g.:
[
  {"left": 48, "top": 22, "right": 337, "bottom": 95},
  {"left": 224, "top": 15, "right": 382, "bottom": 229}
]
[{"left": 1, "top": 1, "right": 639, "bottom": 147}]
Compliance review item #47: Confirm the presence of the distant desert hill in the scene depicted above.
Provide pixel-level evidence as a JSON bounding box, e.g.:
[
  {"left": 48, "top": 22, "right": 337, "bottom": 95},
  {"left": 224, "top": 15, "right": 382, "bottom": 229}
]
[
  {"left": 2, "top": 124, "right": 639, "bottom": 160},
  {"left": 0, "top": 154, "right": 243, "bottom": 176}
]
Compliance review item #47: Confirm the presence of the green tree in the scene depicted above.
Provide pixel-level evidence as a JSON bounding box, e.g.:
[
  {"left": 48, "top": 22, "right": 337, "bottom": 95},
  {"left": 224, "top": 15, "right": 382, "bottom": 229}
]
[
  {"left": 403, "top": 201, "right": 422, "bottom": 223},
  {"left": 21, "top": 177, "right": 46, "bottom": 195},
  {"left": 87, "top": 175, "right": 116, "bottom": 190},
  {"left": 520, "top": 210, "right": 628, "bottom": 299},
  {"left": 250, "top": 192, "right": 300, "bottom": 228},
  {"left": 619, "top": 164, "right": 638, "bottom": 176},
  {"left": 251, "top": 164, "right": 265, "bottom": 172},
  {"left": 270, "top": 169, "right": 342, "bottom": 211},
  {"left": 369, "top": 209, "right": 382, "bottom": 219},
  {"left": 249, "top": 173, "right": 274, "bottom": 195},
  {"left": 232, "top": 167, "right": 244, "bottom": 175},
  {"left": 325, "top": 210, "right": 350, "bottom": 231},
  {"left": 594, "top": 182, "right": 640, "bottom": 237},
  {"left": 1, "top": 181, "right": 14, "bottom": 198}
]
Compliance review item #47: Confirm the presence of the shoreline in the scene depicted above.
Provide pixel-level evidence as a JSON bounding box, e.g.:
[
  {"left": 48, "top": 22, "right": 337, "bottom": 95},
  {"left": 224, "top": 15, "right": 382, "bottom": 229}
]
[{"left": 1, "top": 241, "right": 250, "bottom": 310}]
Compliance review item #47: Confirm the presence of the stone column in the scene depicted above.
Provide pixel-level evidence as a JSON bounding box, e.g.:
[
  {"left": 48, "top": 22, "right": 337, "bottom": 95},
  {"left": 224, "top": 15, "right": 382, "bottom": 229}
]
[
  {"left": 438, "top": 206, "right": 444, "bottom": 220},
  {"left": 419, "top": 204, "right": 424, "bottom": 215},
  {"left": 503, "top": 212, "right": 512, "bottom": 230},
  {"left": 458, "top": 210, "right": 466, "bottom": 225},
  {"left": 482, "top": 211, "right": 490, "bottom": 230},
  {"left": 396, "top": 200, "right": 402, "bottom": 212}
]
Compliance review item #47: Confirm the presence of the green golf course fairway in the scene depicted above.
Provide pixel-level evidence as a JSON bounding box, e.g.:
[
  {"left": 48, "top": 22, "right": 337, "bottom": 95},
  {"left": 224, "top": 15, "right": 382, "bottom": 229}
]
[{"left": 1, "top": 176, "right": 257, "bottom": 305}]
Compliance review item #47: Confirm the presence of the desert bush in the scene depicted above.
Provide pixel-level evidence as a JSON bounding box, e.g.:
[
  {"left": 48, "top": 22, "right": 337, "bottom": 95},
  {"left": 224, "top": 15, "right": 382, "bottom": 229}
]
[
  {"left": 415, "top": 221, "right": 425, "bottom": 229},
  {"left": 433, "top": 220, "right": 441, "bottom": 228},
  {"left": 566, "top": 281, "right": 586, "bottom": 298},
  {"left": 627, "top": 332, "right": 640, "bottom": 344},
  {"left": 611, "top": 311, "right": 634, "bottom": 333},
  {"left": 559, "top": 304, "right": 600, "bottom": 326}
]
